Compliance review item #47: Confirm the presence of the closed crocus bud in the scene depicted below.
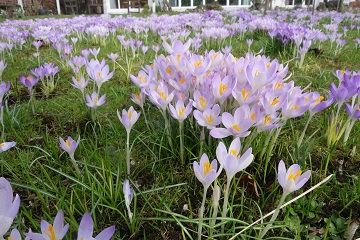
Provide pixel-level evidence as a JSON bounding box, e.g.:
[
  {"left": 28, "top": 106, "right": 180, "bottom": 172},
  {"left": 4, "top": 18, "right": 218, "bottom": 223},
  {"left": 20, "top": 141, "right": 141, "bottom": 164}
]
[
  {"left": 277, "top": 160, "right": 311, "bottom": 195},
  {"left": 212, "top": 185, "right": 221, "bottom": 208}
]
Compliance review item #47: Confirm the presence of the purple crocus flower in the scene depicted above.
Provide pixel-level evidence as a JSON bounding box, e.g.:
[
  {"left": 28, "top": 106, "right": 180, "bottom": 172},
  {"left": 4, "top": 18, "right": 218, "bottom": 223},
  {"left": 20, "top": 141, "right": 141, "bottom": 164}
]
[
  {"left": 193, "top": 153, "right": 222, "bottom": 189},
  {"left": 344, "top": 104, "right": 360, "bottom": 119},
  {"left": 88, "top": 63, "right": 114, "bottom": 91},
  {"left": 0, "top": 81, "right": 11, "bottom": 102},
  {"left": 192, "top": 89, "right": 214, "bottom": 112},
  {"left": 0, "top": 141, "right": 16, "bottom": 153},
  {"left": 169, "top": 99, "right": 193, "bottom": 122},
  {"left": 20, "top": 75, "right": 40, "bottom": 90},
  {"left": 59, "top": 136, "right": 80, "bottom": 159},
  {"left": 277, "top": 160, "right": 311, "bottom": 194},
  {"left": 107, "top": 52, "right": 119, "bottom": 61},
  {"left": 117, "top": 106, "right": 141, "bottom": 134},
  {"left": 25, "top": 210, "right": 69, "bottom": 240},
  {"left": 0, "top": 177, "right": 20, "bottom": 240},
  {"left": 193, "top": 104, "right": 222, "bottom": 130},
  {"left": 210, "top": 107, "right": 253, "bottom": 139},
  {"left": 77, "top": 212, "right": 115, "bottom": 240},
  {"left": 7, "top": 228, "right": 22, "bottom": 240},
  {"left": 89, "top": 47, "right": 100, "bottom": 59},
  {"left": 85, "top": 92, "right": 106, "bottom": 108},
  {"left": 81, "top": 49, "right": 91, "bottom": 59}
]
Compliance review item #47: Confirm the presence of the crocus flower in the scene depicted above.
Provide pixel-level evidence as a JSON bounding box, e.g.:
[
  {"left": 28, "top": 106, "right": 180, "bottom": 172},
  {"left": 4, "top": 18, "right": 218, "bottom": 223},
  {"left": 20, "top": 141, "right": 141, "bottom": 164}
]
[
  {"left": 193, "top": 104, "right": 222, "bottom": 129},
  {"left": 131, "top": 92, "right": 145, "bottom": 108},
  {"left": 0, "top": 141, "right": 16, "bottom": 153},
  {"left": 77, "top": 212, "right": 115, "bottom": 240},
  {"left": 0, "top": 177, "right": 20, "bottom": 240},
  {"left": 20, "top": 75, "right": 40, "bottom": 90},
  {"left": 7, "top": 228, "right": 21, "bottom": 240},
  {"left": 216, "top": 138, "right": 254, "bottom": 182},
  {"left": 71, "top": 76, "right": 89, "bottom": 95},
  {"left": 0, "top": 81, "right": 11, "bottom": 102},
  {"left": 85, "top": 92, "right": 106, "bottom": 108},
  {"left": 25, "top": 210, "right": 69, "bottom": 240},
  {"left": 277, "top": 160, "right": 311, "bottom": 194},
  {"left": 117, "top": 106, "right": 140, "bottom": 134},
  {"left": 345, "top": 103, "right": 360, "bottom": 119},
  {"left": 123, "top": 179, "right": 134, "bottom": 222},
  {"left": 193, "top": 153, "right": 222, "bottom": 189},
  {"left": 169, "top": 99, "right": 192, "bottom": 122},
  {"left": 59, "top": 136, "right": 80, "bottom": 159}
]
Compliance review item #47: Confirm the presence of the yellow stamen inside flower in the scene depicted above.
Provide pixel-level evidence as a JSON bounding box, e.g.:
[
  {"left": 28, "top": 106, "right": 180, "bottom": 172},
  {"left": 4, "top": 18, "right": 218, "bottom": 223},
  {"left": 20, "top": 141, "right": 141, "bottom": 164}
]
[
  {"left": 97, "top": 71, "right": 101, "bottom": 77},
  {"left": 199, "top": 96, "right": 207, "bottom": 109},
  {"left": 205, "top": 114, "right": 213, "bottom": 124},
  {"left": 177, "top": 54, "right": 181, "bottom": 62},
  {"left": 230, "top": 149, "right": 237, "bottom": 156},
  {"left": 180, "top": 93, "right": 185, "bottom": 100},
  {"left": 166, "top": 67, "right": 172, "bottom": 75},
  {"left": 65, "top": 140, "right": 71, "bottom": 147},
  {"left": 0, "top": 143, "right": 4, "bottom": 147},
  {"left": 250, "top": 113, "right": 256, "bottom": 121},
  {"left": 203, "top": 162, "right": 212, "bottom": 176},
  {"left": 305, "top": 97, "right": 309, "bottom": 101},
  {"left": 127, "top": 110, "right": 133, "bottom": 119},
  {"left": 293, "top": 105, "right": 299, "bottom": 110},
  {"left": 254, "top": 70, "right": 261, "bottom": 76},
  {"left": 238, "top": 68, "right": 244, "bottom": 74},
  {"left": 231, "top": 124, "right": 240, "bottom": 132},
  {"left": 316, "top": 96, "right": 324, "bottom": 104},
  {"left": 269, "top": 98, "right": 280, "bottom": 106},
  {"left": 241, "top": 89, "right": 249, "bottom": 101},
  {"left": 341, "top": 70, "right": 345, "bottom": 75},
  {"left": 77, "top": 77, "right": 81, "bottom": 82},
  {"left": 287, "top": 170, "right": 302, "bottom": 181},
  {"left": 264, "top": 116, "right": 272, "bottom": 126},
  {"left": 220, "top": 83, "right": 228, "bottom": 96},
  {"left": 178, "top": 107, "right": 185, "bottom": 116},
  {"left": 159, "top": 92, "right": 167, "bottom": 101},
  {"left": 94, "top": 97, "right": 98, "bottom": 105},
  {"left": 274, "top": 82, "right": 283, "bottom": 89},
  {"left": 135, "top": 93, "right": 142, "bottom": 102},
  {"left": 44, "top": 224, "right": 56, "bottom": 240},
  {"left": 266, "top": 63, "right": 271, "bottom": 69},
  {"left": 194, "top": 60, "right": 203, "bottom": 68},
  {"left": 180, "top": 78, "right": 186, "bottom": 85},
  {"left": 138, "top": 75, "right": 145, "bottom": 83}
]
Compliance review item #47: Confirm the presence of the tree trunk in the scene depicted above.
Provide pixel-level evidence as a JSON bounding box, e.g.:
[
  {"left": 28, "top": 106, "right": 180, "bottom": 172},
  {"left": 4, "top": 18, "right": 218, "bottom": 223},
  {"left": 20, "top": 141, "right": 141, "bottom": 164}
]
[{"left": 337, "top": 0, "right": 343, "bottom": 12}]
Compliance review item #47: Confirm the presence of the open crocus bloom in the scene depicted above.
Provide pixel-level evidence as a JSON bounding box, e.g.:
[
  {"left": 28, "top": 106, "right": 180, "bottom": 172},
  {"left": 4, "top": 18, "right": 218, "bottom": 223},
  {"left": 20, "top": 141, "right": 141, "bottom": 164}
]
[
  {"left": 77, "top": 212, "right": 115, "bottom": 240},
  {"left": 25, "top": 210, "right": 69, "bottom": 240},
  {"left": 193, "top": 153, "right": 222, "bottom": 189},
  {"left": 0, "top": 142, "right": 16, "bottom": 153},
  {"left": 59, "top": 136, "right": 80, "bottom": 158},
  {"left": 277, "top": 160, "right": 311, "bottom": 194},
  {"left": 0, "top": 177, "right": 20, "bottom": 240}
]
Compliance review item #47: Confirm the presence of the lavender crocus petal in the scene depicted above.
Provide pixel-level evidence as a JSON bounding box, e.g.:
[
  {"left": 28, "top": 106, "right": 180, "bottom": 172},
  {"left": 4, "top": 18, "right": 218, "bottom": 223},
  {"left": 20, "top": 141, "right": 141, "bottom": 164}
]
[
  {"left": 9, "top": 228, "right": 22, "bottom": 240},
  {"left": 78, "top": 212, "right": 94, "bottom": 240},
  {"left": 285, "top": 164, "right": 301, "bottom": 180},
  {"left": 236, "top": 148, "right": 254, "bottom": 171},
  {"left": 7, "top": 194, "right": 20, "bottom": 220},
  {"left": 53, "top": 210, "right": 64, "bottom": 236},
  {"left": 203, "top": 169, "right": 217, "bottom": 187},
  {"left": 223, "top": 155, "right": 239, "bottom": 180},
  {"left": 0, "top": 216, "right": 12, "bottom": 238},
  {"left": 294, "top": 170, "right": 311, "bottom": 190},
  {"left": 24, "top": 232, "right": 44, "bottom": 240},
  {"left": 229, "top": 137, "right": 241, "bottom": 155},
  {"left": 284, "top": 179, "right": 297, "bottom": 193},
  {"left": 216, "top": 142, "right": 227, "bottom": 165},
  {"left": 277, "top": 160, "right": 286, "bottom": 188},
  {"left": 59, "top": 223, "right": 70, "bottom": 239},
  {"left": 94, "top": 226, "right": 115, "bottom": 240},
  {"left": 210, "top": 128, "right": 231, "bottom": 138}
]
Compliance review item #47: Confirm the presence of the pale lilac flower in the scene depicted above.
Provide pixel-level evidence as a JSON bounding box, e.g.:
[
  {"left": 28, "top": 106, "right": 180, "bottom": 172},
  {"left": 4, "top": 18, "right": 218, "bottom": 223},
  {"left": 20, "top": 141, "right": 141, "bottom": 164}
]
[
  {"left": 25, "top": 210, "right": 69, "bottom": 240},
  {"left": 0, "top": 81, "right": 11, "bottom": 102},
  {"left": 117, "top": 106, "right": 140, "bottom": 133},
  {"left": 71, "top": 76, "right": 89, "bottom": 94},
  {"left": 59, "top": 136, "right": 80, "bottom": 159},
  {"left": 0, "top": 177, "right": 20, "bottom": 240},
  {"left": 345, "top": 104, "right": 360, "bottom": 119},
  {"left": 123, "top": 179, "right": 134, "bottom": 222},
  {"left": 169, "top": 99, "right": 192, "bottom": 122},
  {"left": 85, "top": 92, "right": 106, "bottom": 108},
  {"left": 193, "top": 104, "right": 222, "bottom": 129},
  {"left": 20, "top": 75, "right": 40, "bottom": 90},
  {"left": 0, "top": 141, "right": 16, "bottom": 152},
  {"left": 81, "top": 49, "right": 91, "bottom": 59},
  {"left": 107, "top": 52, "right": 119, "bottom": 61},
  {"left": 216, "top": 138, "right": 253, "bottom": 181},
  {"left": 193, "top": 153, "right": 222, "bottom": 189},
  {"left": 210, "top": 107, "right": 253, "bottom": 139},
  {"left": 192, "top": 89, "right": 214, "bottom": 112},
  {"left": 212, "top": 75, "right": 235, "bottom": 105},
  {"left": 277, "top": 160, "right": 311, "bottom": 194},
  {"left": 131, "top": 92, "right": 145, "bottom": 108},
  {"left": 89, "top": 47, "right": 100, "bottom": 59},
  {"left": 7, "top": 228, "right": 22, "bottom": 240},
  {"left": 77, "top": 212, "right": 115, "bottom": 240}
]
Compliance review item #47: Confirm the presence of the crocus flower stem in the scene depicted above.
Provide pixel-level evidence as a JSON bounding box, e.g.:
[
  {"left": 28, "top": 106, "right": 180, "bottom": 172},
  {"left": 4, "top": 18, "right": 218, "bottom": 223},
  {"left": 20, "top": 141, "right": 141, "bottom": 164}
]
[
  {"left": 221, "top": 177, "right": 231, "bottom": 234},
  {"left": 210, "top": 200, "right": 219, "bottom": 237},
  {"left": 260, "top": 129, "right": 274, "bottom": 161},
  {"left": 141, "top": 106, "right": 150, "bottom": 130},
  {"left": 197, "top": 186, "right": 209, "bottom": 240},
  {"left": 69, "top": 154, "right": 81, "bottom": 175},
  {"left": 297, "top": 115, "right": 313, "bottom": 148},
  {"left": 126, "top": 130, "right": 131, "bottom": 175},
  {"left": 30, "top": 89, "right": 35, "bottom": 115},
  {"left": 343, "top": 119, "right": 356, "bottom": 144},
  {"left": 264, "top": 127, "right": 283, "bottom": 183},
  {"left": 162, "top": 109, "right": 173, "bottom": 150},
  {"left": 199, "top": 127, "right": 205, "bottom": 158},
  {"left": 179, "top": 121, "right": 184, "bottom": 165},
  {"left": 258, "top": 192, "right": 287, "bottom": 239},
  {"left": 91, "top": 108, "right": 96, "bottom": 122}
]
